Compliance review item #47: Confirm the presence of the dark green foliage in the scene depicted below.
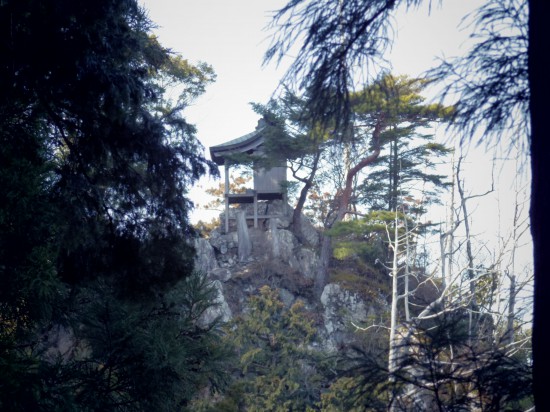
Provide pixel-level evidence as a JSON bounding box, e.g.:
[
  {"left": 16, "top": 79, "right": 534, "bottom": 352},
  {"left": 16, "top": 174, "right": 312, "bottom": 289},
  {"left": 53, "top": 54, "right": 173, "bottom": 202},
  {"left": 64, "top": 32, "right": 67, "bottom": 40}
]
[
  {"left": 1, "top": 0, "right": 216, "bottom": 294},
  {"left": 352, "top": 74, "right": 453, "bottom": 213},
  {"left": 328, "top": 209, "right": 421, "bottom": 276},
  {"left": 0, "top": 0, "right": 224, "bottom": 409},
  {"left": 196, "top": 286, "right": 332, "bottom": 411},
  {"left": 1, "top": 274, "right": 229, "bottom": 412},
  {"left": 69, "top": 274, "right": 229, "bottom": 411},
  {"left": 0, "top": 124, "right": 65, "bottom": 326},
  {"left": 328, "top": 210, "right": 401, "bottom": 263},
  {"left": 229, "top": 286, "right": 323, "bottom": 411}
]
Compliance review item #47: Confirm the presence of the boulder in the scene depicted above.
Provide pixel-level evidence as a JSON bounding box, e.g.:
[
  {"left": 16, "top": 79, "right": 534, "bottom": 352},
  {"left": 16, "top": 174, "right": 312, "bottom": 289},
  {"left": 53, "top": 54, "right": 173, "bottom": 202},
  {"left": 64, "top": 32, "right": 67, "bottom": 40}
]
[
  {"left": 194, "top": 238, "right": 218, "bottom": 274},
  {"left": 289, "top": 247, "right": 318, "bottom": 279},
  {"left": 201, "top": 280, "right": 233, "bottom": 324},
  {"left": 320, "top": 283, "right": 374, "bottom": 351}
]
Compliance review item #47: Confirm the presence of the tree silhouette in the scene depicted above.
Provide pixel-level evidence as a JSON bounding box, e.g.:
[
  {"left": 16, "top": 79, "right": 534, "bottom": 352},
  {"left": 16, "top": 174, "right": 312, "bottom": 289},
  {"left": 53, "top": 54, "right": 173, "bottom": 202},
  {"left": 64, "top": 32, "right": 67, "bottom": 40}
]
[{"left": 0, "top": 1, "right": 226, "bottom": 409}]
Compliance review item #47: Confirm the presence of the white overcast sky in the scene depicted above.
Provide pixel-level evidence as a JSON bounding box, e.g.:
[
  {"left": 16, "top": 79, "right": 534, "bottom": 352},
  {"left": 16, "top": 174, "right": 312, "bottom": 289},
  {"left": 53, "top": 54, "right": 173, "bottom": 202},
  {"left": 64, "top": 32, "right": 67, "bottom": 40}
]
[{"left": 141, "top": 0, "right": 481, "bottom": 148}]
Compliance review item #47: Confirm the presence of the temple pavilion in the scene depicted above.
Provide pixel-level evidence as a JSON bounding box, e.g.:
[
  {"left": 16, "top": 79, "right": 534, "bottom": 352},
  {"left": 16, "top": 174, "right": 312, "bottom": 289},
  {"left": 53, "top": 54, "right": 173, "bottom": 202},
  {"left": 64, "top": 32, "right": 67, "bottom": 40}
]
[{"left": 209, "top": 119, "right": 287, "bottom": 233}]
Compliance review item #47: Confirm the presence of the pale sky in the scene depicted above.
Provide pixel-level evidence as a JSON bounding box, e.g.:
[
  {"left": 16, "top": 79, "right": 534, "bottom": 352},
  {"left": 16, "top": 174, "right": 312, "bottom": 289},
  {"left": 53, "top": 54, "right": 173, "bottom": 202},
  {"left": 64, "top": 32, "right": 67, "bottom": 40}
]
[
  {"left": 140, "top": 0, "right": 532, "bottom": 276},
  {"left": 142, "top": 0, "right": 481, "bottom": 148}
]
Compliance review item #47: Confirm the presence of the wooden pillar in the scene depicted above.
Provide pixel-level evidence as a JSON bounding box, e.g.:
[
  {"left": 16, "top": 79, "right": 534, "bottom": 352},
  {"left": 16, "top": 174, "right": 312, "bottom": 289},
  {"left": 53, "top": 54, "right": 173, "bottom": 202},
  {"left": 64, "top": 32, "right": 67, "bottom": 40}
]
[
  {"left": 253, "top": 191, "right": 258, "bottom": 228},
  {"left": 224, "top": 163, "right": 229, "bottom": 233}
]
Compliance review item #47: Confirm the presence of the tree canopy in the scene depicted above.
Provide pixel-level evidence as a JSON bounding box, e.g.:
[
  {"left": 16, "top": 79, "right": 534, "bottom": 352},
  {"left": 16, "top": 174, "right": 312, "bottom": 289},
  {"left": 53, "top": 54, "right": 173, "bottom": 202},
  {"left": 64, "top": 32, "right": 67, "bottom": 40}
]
[{"left": 0, "top": 1, "right": 225, "bottom": 410}]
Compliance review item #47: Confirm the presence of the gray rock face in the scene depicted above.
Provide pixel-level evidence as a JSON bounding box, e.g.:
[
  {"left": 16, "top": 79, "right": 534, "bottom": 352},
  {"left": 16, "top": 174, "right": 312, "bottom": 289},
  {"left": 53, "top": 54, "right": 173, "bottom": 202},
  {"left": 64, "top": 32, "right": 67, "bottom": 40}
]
[
  {"left": 265, "top": 200, "right": 293, "bottom": 228},
  {"left": 201, "top": 280, "right": 233, "bottom": 325},
  {"left": 290, "top": 248, "right": 318, "bottom": 279},
  {"left": 209, "top": 231, "right": 238, "bottom": 267},
  {"left": 320, "top": 283, "right": 375, "bottom": 351},
  {"left": 209, "top": 267, "right": 232, "bottom": 282},
  {"left": 268, "top": 218, "right": 281, "bottom": 258},
  {"left": 296, "top": 215, "right": 320, "bottom": 247},
  {"left": 194, "top": 200, "right": 385, "bottom": 352},
  {"left": 265, "top": 200, "right": 319, "bottom": 247},
  {"left": 194, "top": 238, "right": 218, "bottom": 274},
  {"left": 237, "top": 211, "right": 252, "bottom": 262},
  {"left": 273, "top": 228, "right": 297, "bottom": 262}
]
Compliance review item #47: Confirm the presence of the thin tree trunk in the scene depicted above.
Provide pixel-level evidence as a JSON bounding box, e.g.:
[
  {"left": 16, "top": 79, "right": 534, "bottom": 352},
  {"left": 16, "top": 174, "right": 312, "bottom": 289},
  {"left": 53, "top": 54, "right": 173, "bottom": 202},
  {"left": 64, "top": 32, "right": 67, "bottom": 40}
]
[
  {"left": 456, "top": 157, "right": 476, "bottom": 308},
  {"left": 503, "top": 271, "right": 516, "bottom": 346},
  {"left": 403, "top": 212, "right": 411, "bottom": 322},
  {"left": 292, "top": 150, "right": 321, "bottom": 245},
  {"left": 446, "top": 154, "right": 456, "bottom": 288},
  {"left": 388, "top": 214, "right": 400, "bottom": 412}
]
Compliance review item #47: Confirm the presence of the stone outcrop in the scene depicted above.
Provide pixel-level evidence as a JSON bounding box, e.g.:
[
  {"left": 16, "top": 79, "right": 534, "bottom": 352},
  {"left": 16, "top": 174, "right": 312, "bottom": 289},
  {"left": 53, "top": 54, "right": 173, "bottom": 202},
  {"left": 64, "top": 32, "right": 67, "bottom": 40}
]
[
  {"left": 320, "top": 283, "right": 385, "bottom": 351},
  {"left": 195, "top": 200, "right": 387, "bottom": 351}
]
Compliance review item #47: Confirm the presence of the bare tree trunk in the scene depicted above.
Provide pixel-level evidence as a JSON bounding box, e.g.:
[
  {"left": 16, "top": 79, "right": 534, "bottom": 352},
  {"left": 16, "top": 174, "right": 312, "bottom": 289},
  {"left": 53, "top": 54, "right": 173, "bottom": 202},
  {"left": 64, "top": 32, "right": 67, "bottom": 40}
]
[
  {"left": 455, "top": 158, "right": 477, "bottom": 343},
  {"left": 403, "top": 210, "right": 411, "bottom": 322},
  {"left": 388, "top": 215, "right": 400, "bottom": 412},
  {"left": 292, "top": 150, "right": 321, "bottom": 245},
  {"left": 501, "top": 164, "right": 527, "bottom": 346},
  {"left": 438, "top": 155, "right": 460, "bottom": 316},
  {"left": 455, "top": 155, "right": 494, "bottom": 342},
  {"left": 503, "top": 270, "right": 516, "bottom": 345},
  {"left": 456, "top": 157, "right": 476, "bottom": 308}
]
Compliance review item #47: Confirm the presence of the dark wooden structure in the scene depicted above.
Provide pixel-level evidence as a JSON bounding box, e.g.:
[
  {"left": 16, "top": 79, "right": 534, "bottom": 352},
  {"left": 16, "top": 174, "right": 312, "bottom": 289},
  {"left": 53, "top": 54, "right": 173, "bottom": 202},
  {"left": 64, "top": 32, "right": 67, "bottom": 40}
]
[{"left": 209, "top": 119, "right": 287, "bottom": 232}]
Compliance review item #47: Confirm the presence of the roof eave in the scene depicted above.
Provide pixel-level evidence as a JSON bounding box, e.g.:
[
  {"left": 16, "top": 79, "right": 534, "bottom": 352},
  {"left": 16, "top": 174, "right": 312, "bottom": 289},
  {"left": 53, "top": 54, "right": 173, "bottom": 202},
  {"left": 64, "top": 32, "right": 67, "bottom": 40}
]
[{"left": 209, "top": 127, "right": 266, "bottom": 165}]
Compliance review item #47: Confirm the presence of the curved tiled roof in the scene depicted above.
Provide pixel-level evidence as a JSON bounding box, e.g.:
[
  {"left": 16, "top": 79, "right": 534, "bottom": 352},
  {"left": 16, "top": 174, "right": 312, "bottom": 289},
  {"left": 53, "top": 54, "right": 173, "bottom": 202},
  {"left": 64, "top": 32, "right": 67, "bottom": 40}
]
[{"left": 209, "top": 123, "right": 267, "bottom": 165}]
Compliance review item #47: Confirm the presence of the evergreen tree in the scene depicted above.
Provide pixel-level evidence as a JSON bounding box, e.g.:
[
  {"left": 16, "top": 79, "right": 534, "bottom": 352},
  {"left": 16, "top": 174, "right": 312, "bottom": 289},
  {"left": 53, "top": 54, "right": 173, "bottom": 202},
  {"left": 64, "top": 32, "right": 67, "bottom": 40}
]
[
  {"left": 195, "top": 286, "right": 329, "bottom": 411},
  {"left": 354, "top": 76, "right": 452, "bottom": 213},
  {"left": 0, "top": 1, "right": 225, "bottom": 410},
  {"left": 229, "top": 286, "right": 323, "bottom": 411}
]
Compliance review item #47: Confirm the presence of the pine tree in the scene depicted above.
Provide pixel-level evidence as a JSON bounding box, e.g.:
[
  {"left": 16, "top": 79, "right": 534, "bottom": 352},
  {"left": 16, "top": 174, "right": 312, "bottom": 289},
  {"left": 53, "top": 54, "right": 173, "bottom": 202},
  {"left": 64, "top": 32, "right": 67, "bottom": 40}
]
[{"left": 355, "top": 76, "right": 452, "bottom": 213}]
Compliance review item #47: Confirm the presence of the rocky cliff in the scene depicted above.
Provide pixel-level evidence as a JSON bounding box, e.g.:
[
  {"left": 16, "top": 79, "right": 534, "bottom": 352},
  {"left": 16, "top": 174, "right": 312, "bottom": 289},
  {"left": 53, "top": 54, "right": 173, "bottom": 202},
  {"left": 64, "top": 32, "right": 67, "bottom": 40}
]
[{"left": 194, "top": 200, "right": 390, "bottom": 351}]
